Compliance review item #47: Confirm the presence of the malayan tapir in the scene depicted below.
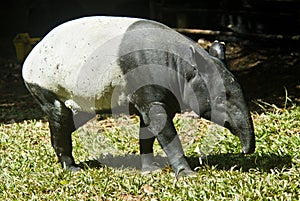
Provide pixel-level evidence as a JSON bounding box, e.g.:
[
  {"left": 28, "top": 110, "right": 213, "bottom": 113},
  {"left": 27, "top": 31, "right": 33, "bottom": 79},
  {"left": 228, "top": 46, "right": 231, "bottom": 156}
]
[{"left": 22, "top": 16, "right": 255, "bottom": 177}]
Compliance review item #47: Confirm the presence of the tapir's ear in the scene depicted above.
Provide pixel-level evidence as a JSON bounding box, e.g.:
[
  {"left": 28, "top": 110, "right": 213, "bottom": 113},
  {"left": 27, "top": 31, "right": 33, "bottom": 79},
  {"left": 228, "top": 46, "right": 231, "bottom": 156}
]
[
  {"left": 208, "top": 40, "right": 227, "bottom": 65},
  {"left": 189, "top": 45, "right": 197, "bottom": 67}
]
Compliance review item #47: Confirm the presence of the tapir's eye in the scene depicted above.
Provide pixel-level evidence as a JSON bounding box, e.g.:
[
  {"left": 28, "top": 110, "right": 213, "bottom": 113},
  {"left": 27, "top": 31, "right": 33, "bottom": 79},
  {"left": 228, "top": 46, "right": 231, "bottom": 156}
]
[
  {"left": 216, "top": 95, "right": 225, "bottom": 104},
  {"left": 216, "top": 91, "right": 231, "bottom": 104}
]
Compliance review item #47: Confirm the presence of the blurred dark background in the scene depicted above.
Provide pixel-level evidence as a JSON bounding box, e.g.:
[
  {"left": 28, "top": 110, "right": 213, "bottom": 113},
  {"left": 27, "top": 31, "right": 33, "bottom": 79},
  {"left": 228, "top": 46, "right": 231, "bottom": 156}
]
[{"left": 1, "top": 0, "right": 299, "bottom": 58}]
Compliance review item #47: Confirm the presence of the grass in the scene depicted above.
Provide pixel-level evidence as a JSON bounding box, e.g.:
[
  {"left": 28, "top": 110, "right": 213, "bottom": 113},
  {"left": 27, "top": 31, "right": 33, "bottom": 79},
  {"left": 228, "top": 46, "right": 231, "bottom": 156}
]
[{"left": 0, "top": 101, "right": 299, "bottom": 200}]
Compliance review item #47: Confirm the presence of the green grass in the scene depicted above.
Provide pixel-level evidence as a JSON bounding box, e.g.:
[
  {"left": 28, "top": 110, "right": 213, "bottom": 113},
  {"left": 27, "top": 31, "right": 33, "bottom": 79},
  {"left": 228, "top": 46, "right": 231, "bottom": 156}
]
[{"left": 0, "top": 102, "right": 299, "bottom": 200}]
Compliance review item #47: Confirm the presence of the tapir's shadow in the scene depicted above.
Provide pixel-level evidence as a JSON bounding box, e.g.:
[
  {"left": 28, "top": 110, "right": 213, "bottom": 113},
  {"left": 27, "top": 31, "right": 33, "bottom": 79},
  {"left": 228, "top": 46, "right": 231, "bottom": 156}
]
[
  {"left": 79, "top": 153, "right": 293, "bottom": 173},
  {"left": 189, "top": 153, "right": 293, "bottom": 172},
  {"left": 79, "top": 154, "right": 169, "bottom": 170}
]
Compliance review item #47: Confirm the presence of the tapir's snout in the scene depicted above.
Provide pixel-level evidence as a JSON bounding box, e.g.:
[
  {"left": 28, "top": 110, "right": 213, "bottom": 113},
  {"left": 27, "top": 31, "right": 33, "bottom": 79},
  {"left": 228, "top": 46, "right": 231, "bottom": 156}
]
[
  {"left": 235, "top": 118, "right": 256, "bottom": 155},
  {"left": 224, "top": 108, "right": 256, "bottom": 155},
  {"left": 239, "top": 115, "right": 256, "bottom": 154}
]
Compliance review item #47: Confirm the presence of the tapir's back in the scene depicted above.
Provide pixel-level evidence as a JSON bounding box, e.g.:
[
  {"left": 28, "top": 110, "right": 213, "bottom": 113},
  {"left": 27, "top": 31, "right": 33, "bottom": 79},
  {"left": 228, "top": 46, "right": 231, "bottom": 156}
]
[
  {"left": 22, "top": 16, "right": 210, "bottom": 111},
  {"left": 22, "top": 17, "right": 141, "bottom": 94}
]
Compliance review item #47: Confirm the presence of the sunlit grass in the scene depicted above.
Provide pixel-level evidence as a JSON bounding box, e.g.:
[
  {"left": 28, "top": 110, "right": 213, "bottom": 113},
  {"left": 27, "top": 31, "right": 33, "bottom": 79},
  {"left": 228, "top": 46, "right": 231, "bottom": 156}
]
[{"left": 0, "top": 102, "right": 299, "bottom": 200}]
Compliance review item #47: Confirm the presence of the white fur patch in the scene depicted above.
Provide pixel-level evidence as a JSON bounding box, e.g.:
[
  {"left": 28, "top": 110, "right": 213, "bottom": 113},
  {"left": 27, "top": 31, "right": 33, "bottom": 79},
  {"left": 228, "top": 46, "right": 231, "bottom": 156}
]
[
  {"left": 54, "top": 100, "right": 62, "bottom": 115},
  {"left": 65, "top": 99, "right": 81, "bottom": 114},
  {"left": 22, "top": 16, "right": 140, "bottom": 111}
]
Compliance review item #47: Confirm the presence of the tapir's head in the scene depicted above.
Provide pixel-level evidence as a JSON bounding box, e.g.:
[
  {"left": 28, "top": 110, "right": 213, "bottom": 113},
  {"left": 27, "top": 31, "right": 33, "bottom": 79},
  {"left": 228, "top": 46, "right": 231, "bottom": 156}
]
[
  {"left": 215, "top": 69, "right": 256, "bottom": 154},
  {"left": 189, "top": 42, "right": 255, "bottom": 154},
  {"left": 210, "top": 42, "right": 255, "bottom": 154}
]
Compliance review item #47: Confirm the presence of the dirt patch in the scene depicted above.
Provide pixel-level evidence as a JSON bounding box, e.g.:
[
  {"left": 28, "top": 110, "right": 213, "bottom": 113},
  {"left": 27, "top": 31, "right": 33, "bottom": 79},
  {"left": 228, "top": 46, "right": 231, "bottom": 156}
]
[{"left": 0, "top": 39, "right": 299, "bottom": 122}]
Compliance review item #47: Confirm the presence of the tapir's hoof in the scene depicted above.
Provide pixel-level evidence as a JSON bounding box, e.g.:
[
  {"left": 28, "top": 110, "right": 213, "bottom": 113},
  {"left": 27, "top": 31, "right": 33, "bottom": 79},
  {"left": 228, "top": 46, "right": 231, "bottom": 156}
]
[
  {"left": 70, "top": 166, "right": 82, "bottom": 171},
  {"left": 64, "top": 165, "right": 82, "bottom": 172},
  {"left": 176, "top": 169, "right": 197, "bottom": 179},
  {"left": 141, "top": 163, "right": 162, "bottom": 175}
]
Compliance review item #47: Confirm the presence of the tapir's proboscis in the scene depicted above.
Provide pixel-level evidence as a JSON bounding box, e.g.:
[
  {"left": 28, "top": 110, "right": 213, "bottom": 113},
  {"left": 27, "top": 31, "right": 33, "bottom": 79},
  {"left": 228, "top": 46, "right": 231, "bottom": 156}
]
[{"left": 22, "top": 16, "right": 255, "bottom": 178}]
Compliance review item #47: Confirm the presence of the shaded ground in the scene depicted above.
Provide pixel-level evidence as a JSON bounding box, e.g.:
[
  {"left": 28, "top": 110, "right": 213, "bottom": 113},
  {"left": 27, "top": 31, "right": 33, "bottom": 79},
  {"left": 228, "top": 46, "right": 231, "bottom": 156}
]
[{"left": 0, "top": 39, "right": 299, "bottom": 123}]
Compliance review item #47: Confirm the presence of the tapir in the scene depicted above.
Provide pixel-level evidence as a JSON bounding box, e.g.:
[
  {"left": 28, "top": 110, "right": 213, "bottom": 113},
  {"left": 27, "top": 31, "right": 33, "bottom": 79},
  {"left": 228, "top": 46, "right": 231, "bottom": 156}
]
[{"left": 22, "top": 16, "right": 255, "bottom": 177}]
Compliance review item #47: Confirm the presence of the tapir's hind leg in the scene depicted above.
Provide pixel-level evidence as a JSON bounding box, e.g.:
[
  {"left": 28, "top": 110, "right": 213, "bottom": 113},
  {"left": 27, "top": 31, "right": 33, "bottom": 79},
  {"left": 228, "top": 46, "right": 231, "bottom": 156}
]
[
  {"left": 25, "top": 84, "right": 79, "bottom": 171},
  {"left": 47, "top": 100, "right": 79, "bottom": 170}
]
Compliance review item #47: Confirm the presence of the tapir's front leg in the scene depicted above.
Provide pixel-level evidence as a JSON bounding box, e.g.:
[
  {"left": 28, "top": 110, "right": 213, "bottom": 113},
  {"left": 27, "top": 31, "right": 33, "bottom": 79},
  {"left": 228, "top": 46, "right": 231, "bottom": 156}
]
[
  {"left": 146, "top": 103, "right": 194, "bottom": 178},
  {"left": 139, "top": 121, "right": 159, "bottom": 173}
]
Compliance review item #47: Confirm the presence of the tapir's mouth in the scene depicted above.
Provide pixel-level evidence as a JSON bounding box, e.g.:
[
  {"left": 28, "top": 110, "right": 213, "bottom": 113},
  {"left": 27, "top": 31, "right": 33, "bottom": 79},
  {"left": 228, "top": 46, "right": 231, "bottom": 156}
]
[
  {"left": 242, "top": 147, "right": 255, "bottom": 154},
  {"left": 241, "top": 138, "right": 255, "bottom": 154}
]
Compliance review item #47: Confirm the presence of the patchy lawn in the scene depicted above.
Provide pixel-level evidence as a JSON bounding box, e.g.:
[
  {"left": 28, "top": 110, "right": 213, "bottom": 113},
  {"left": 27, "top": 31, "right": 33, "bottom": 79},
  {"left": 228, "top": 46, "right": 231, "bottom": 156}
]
[{"left": 0, "top": 102, "right": 299, "bottom": 200}]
